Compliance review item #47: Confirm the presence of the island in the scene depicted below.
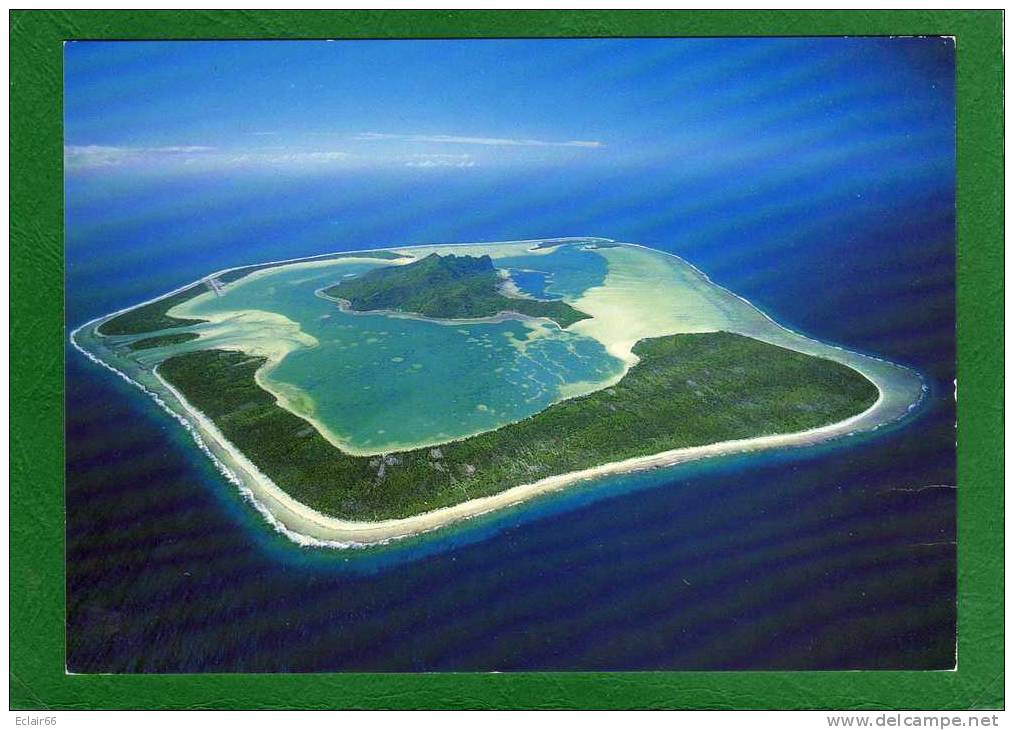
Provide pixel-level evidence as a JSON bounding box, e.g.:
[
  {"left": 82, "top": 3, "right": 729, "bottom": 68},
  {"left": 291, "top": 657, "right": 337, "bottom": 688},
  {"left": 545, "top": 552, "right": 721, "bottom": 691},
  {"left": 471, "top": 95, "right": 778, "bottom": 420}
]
[
  {"left": 321, "top": 252, "right": 590, "bottom": 328},
  {"left": 71, "top": 238, "right": 926, "bottom": 546}
]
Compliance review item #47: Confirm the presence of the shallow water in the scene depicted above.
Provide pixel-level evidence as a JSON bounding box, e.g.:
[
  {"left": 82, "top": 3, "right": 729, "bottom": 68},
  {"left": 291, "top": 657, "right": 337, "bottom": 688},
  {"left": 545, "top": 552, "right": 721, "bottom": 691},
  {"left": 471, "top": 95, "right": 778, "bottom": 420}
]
[{"left": 158, "top": 247, "right": 622, "bottom": 453}]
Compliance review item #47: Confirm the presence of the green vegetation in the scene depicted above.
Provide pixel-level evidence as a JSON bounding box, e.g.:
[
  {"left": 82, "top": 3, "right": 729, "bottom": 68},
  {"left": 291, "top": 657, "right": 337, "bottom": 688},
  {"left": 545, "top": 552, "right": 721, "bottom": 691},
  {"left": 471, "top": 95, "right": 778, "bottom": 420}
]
[
  {"left": 158, "top": 332, "right": 878, "bottom": 521},
  {"left": 97, "top": 283, "right": 207, "bottom": 336},
  {"left": 323, "top": 253, "right": 590, "bottom": 328},
  {"left": 127, "top": 332, "right": 200, "bottom": 351}
]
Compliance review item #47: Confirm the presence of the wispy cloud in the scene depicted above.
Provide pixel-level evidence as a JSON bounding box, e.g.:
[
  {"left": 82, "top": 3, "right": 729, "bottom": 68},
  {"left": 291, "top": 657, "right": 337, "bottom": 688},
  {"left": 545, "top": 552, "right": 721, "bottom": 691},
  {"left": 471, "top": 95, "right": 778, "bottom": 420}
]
[
  {"left": 65, "top": 145, "right": 352, "bottom": 171},
  {"left": 64, "top": 145, "right": 216, "bottom": 169},
  {"left": 220, "top": 150, "right": 351, "bottom": 165},
  {"left": 64, "top": 132, "right": 595, "bottom": 174},
  {"left": 405, "top": 159, "right": 478, "bottom": 169},
  {"left": 404, "top": 152, "right": 478, "bottom": 169},
  {"left": 354, "top": 132, "right": 603, "bottom": 149}
]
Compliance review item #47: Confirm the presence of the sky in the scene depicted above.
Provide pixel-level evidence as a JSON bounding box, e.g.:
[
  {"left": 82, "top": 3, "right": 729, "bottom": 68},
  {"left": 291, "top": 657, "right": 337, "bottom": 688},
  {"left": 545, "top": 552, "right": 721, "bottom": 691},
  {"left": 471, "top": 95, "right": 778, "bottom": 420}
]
[
  {"left": 65, "top": 37, "right": 957, "bottom": 373},
  {"left": 64, "top": 37, "right": 954, "bottom": 180}
]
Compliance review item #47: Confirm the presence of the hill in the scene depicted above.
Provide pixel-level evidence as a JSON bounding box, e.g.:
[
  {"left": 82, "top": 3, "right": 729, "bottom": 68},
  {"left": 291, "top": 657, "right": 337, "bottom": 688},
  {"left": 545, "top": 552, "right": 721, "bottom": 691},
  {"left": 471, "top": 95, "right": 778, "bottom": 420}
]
[{"left": 323, "top": 253, "right": 589, "bottom": 328}]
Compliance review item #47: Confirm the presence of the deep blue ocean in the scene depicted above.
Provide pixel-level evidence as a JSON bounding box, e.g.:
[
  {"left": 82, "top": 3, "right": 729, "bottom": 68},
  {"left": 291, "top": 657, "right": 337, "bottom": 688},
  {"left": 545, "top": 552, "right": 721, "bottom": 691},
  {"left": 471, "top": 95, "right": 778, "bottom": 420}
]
[{"left": 66, "top": 165, "right": 955, "bottom": 672}]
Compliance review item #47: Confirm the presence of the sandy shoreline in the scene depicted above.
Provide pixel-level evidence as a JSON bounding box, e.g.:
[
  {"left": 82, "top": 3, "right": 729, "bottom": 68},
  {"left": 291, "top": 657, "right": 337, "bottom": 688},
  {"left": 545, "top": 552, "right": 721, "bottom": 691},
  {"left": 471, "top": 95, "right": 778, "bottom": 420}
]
[
  {"left": 152, "top": 342, "right": 916, "bottom": 547},
  {"left": 313, "top": 287, "right": 563, "bottom": 328},
  {"left": 158, "top": 367, "right": 897, "bottom": 547},
  {"left": 73, "top": 237, "right": 926, "bottom": 548}
]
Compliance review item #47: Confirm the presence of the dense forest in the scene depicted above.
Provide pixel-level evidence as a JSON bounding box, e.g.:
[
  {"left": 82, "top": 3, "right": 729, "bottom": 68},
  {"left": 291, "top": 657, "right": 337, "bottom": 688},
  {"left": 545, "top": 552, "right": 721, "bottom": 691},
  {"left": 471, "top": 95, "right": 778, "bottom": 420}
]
[
  {"left": 158, "top": 332, "right": 878, "bottom": 521},
  {"left": 97, "top": 283, "right": 208, "bottom": 336},
  {"left": 324, "top": 253, "right": 590, "bottom": 328},
  {"left": 127, "top": 332, "right": 200, "bottom": 351}
]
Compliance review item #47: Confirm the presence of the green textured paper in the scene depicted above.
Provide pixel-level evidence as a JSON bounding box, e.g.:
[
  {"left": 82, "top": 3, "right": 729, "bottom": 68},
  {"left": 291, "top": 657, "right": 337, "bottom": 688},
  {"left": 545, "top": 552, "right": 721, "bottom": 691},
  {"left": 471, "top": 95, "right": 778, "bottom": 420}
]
[{"left": 9, "top": 10, "right": 1003, "bottom": 710}]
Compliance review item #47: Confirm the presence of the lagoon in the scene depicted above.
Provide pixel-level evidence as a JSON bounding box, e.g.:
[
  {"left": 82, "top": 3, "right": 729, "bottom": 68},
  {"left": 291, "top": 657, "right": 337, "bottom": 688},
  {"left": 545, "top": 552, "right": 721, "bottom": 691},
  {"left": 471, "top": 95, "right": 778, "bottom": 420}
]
[{"left": 165, "top": 242, "right": 623, "bottom": 454}]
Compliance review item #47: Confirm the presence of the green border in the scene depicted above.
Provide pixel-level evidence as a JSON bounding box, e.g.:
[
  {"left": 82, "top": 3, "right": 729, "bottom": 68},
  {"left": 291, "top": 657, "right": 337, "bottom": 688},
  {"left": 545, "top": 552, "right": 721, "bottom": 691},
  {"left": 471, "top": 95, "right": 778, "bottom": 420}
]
[{"left": 10, "top": 10, "right": 1003, "bottom": 710}]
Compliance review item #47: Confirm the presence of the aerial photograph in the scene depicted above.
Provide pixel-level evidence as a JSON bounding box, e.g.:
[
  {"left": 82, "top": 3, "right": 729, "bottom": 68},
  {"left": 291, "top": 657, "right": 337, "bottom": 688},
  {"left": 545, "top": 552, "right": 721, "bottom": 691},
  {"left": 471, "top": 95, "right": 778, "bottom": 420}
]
[{"left": 65, "top": 37, "right": 956, "bottom": 673}]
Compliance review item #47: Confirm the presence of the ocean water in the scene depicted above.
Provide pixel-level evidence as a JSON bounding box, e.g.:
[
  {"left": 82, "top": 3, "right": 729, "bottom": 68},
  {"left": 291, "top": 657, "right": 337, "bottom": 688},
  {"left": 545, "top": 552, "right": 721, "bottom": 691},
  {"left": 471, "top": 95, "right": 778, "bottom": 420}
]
[{"left": 66, "top": 167, "right": 955, "bottom": 672}]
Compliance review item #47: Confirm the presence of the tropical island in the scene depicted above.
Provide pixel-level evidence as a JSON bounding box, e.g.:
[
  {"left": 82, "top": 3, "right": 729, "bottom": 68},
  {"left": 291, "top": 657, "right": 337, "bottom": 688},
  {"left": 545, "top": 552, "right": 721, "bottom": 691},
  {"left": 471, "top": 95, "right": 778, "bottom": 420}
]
[
  {"left": 71, "top": 238, "right": 925, "bottom": 546},
  {"left": 321, "top": 252, "right": 590, "bottom": 327}
]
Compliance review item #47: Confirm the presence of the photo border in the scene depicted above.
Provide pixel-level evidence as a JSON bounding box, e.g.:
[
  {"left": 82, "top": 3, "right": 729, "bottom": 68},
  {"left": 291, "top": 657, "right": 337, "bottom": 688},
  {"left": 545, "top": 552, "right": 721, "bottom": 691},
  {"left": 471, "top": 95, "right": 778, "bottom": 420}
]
[{"left": 10, "top": 9, "right": 1003, "bottom": 710}]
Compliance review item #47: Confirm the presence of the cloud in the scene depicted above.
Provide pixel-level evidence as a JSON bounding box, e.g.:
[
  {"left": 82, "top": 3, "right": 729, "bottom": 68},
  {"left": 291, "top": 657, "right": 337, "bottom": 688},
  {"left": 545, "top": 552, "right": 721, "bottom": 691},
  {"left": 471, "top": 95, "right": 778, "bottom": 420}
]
[
  {"left": 65, "top": 145, "right": 352, "bottom": 171},
  {"left": 215, "top": 150, "right": 351, "bottom": 166},
  {"left": 64, "top": 145, "right": 216, "bottom": 169},
  {"left": 354, "top": 132, "right": 602, "bottom": 149},
  {"left": 408, "top": 153, "right": 473, "bottom": 159},
  {"left": 405, "top": 159, "right": 478, "bottom": 169},
  {"left": 403, "top": 152, "right": 478, "bottom": 169},
  {"left": 65, "top": 133, "right": 596, "bottom": 174}
]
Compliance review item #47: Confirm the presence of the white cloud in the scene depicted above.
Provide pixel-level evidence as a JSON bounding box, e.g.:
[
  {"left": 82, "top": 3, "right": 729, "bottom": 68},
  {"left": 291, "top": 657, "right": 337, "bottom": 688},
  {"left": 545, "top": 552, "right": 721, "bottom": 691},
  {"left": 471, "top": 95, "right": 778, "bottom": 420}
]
[
  {"left": 408, "top": 153, "right": 474, "bottom": 159},
  {"left": 65, "top": 145, "right": 352, "bottom": 171},
  {"left": 149, "top": 146, "right": 216, "bottom": 153},
  {"left": 64, "top": 145, "right": 216, "bottom": 169},
  {"left": 403, "top": 152, "right": 478, "bottom": 169},
  {"left": 65, "top": 133, "right": 598, "bottom": 174},
  {"left": 405, "top": 159, "right": 478, "bottom": 169},
  {"left": 216, "top": 150, "right": 351, "bottom": 166},
  {"left": 355, "top": 132, "right": 602, "bottom": 149}
]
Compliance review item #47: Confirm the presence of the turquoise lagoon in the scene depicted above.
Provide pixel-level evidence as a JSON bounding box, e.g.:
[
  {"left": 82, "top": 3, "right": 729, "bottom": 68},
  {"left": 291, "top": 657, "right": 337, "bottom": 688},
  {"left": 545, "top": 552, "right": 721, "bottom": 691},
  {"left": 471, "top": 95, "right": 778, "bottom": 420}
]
[
  {"left": 110, "top": 237, "right": 925, "bottom": 460},
  {"left": 137, "top": 242, "right": 623, "bottom": 455}
]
